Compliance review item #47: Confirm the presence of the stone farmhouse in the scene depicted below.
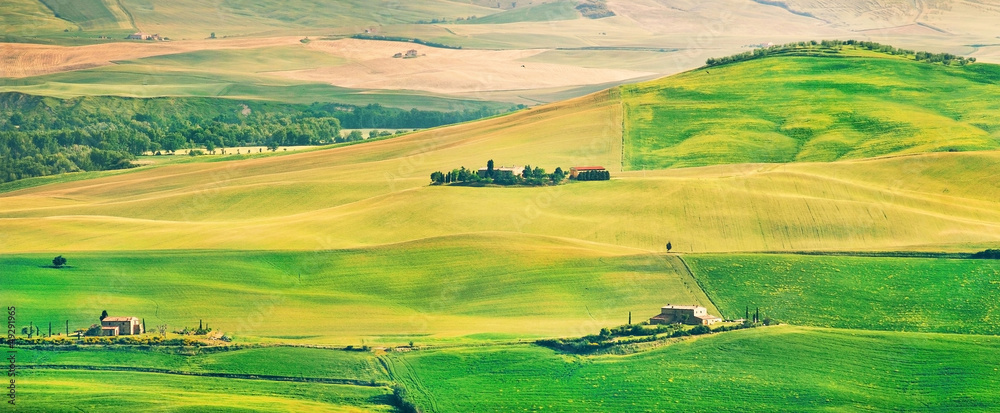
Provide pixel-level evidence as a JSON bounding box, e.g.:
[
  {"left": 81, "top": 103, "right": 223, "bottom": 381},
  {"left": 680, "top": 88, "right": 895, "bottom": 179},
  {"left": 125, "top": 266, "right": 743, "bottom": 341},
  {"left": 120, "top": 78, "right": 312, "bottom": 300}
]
[
  {"left": 478, "top": 165, "right": 525, "bottom": 178},
  {"left": 126, "top": 32, "right": 162, "bottom": 41},
  {"left": 650, "top": 304, "right": 722, "bottom": 326},
  {"left": 101, "top": 316, "right": 144, "bottom": 336}
]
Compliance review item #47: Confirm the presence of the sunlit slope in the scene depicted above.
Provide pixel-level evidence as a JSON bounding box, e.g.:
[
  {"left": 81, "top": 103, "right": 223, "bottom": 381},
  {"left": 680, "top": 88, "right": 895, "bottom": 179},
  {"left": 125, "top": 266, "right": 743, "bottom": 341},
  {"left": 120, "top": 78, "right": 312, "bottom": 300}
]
[
  {"left": 2, "top": 83, "right": 1000, "bottom": 252},
  {"left": 19, "top": 371, "right": 394, "bottom": 412},
  {"left": 2, "top": 153, "right": 999, "bottom": 252},
  {"left": 119, "top": 0, "right": 498, "bottom": 39},
  {"left": 38, "top": 0, "right": 134, "bottom": 31},
  {"left": 0, "top": 0, "right": 73, "bottom": 37},
  {"left": 623, "top": 53, "right": 1000, "bottom": 169},
  {"left": 688, "top": 254, "right": 1000, "bottom": 335},
  {"left": 389, "top": 326, "right": 1000, "bottom": 412},
  {"left": 0, "top": 234, "right": 707, "bottom": 340}
]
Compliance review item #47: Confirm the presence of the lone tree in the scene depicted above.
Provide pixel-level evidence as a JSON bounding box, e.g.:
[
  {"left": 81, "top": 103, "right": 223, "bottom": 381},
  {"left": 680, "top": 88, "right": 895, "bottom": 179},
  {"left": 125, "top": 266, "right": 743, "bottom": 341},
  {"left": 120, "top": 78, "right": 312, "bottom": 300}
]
[
  {"left": 486, "top": 159, "right": 495, "bottom": 178},
  {"left": 666, "top": 242, "right": 672, "bottom": 252},
  {"left": 100, "top": 310, "right": 108, "bottom": 321},
  {"left": 52, "top": 255, "right": 67, "bottom": 268}
]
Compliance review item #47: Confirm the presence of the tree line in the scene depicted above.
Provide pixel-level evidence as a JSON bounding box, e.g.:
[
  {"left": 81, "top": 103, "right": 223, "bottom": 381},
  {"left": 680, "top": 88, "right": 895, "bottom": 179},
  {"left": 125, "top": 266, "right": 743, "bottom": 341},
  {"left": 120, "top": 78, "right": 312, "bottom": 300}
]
[
  {"left": 350, "top": 34, "right": 463, "bottom": 50},
  {"left": 574, "top": 169, "right": 610, "bottom": 181},
  {"left": 705, "top": 39, "right": 977, "bottom": 67},
  {"left": 0, "top": 93, "right": 518, "bottom": 183}
]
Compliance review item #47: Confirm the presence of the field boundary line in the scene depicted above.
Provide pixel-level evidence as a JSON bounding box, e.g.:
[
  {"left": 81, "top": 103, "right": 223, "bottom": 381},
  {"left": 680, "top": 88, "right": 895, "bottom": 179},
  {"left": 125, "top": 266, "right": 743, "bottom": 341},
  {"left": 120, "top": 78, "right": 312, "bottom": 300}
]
[
  {"left": 23, "top": 364, "right": 384, "bottom": 387},
  {"left": 735, "top": 251, "right": 978, "bottom": 259},
  {"left": 674, "top": 254, "right": 723, "bottom": 318}
]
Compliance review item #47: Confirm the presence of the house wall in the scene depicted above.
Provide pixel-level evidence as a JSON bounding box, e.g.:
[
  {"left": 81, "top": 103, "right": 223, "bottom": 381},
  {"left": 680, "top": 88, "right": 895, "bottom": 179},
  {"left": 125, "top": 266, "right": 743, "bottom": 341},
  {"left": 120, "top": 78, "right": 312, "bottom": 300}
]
[{"left": 102, "top": 320, "right": 140, "bottom": 335}]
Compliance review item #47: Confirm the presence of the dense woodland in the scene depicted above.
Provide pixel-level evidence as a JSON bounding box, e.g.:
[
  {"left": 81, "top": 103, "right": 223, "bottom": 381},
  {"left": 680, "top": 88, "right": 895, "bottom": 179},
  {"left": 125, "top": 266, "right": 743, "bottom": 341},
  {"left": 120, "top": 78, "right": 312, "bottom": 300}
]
[
  {"left": 705, "top": 39, "right": 977, "bottom": 67},
  {"left": 0, "top": 93, "right": 519, "bottom": 183}
]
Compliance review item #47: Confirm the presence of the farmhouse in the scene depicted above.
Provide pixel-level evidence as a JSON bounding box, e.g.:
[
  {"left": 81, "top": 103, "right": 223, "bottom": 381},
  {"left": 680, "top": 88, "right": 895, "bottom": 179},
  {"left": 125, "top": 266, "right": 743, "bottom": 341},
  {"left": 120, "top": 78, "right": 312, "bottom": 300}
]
[
  {"left": 477, "top": 165, "right": 524, "bottom": 178},
  {"left": 649, "top": 305, "right": 722, "bottom": 326},
  {"left": 100, "top": 316, "right": 144, "bottom": 336},
  {"left": 126, "top": 32, "right": 162, "bottom": 41},
  {"left": 569, "top": 166, "right": 606, "bottom": 178},
  {"left": 405, "top": 49, "right": 419, "bottom": 58}
]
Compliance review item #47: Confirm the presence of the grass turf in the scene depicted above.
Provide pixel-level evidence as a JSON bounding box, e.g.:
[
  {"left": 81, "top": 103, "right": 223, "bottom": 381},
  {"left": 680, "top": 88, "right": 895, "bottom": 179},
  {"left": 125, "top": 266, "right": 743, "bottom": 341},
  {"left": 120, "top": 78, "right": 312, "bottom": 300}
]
[
  {"left": 685, "top": 254, "right": 1000, "bottom": 335},
  {"left": 386, "top": 326, "right": 1000, "bottom": 412},
  {"left": 622, "top": 52, "right": 1000, "bottom": 169}
]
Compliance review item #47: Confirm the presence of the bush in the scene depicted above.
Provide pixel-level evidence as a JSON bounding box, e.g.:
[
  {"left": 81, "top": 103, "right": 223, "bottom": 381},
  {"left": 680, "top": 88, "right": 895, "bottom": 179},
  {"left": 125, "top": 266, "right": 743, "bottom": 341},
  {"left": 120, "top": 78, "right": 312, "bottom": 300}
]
[
  {"left": 391, "top": 385, "right": 421, "bottom": 413},
  {"left": 971, "top": 249, "right": 1000, "bottom": 259}
]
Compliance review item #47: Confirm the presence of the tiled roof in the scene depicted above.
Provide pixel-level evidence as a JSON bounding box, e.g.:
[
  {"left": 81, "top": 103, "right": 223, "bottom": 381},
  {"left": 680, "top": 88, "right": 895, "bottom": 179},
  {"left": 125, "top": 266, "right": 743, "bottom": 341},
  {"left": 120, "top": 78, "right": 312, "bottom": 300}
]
[
  {"left": 102, "top": 317, "right": 138, "bottom": 322},
  {"left": 662, "top": 305, "right": 702, "bottom": 310}
]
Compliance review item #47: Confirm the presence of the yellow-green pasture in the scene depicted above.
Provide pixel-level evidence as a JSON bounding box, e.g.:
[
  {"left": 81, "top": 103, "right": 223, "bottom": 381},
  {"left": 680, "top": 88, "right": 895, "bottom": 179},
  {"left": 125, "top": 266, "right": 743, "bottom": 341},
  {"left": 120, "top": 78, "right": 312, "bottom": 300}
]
[
  {"left": 623, "top": 52, "right": 1000, "bottom": 169},
  {"left": 0, "top": 234, "right": 706, "bottom": 342},
  {"left": 2, "top": 87, "right": 1000, "bottom": 253},
  {"left": 387, "top": 326, "right": 1000, "bottom": 412}
]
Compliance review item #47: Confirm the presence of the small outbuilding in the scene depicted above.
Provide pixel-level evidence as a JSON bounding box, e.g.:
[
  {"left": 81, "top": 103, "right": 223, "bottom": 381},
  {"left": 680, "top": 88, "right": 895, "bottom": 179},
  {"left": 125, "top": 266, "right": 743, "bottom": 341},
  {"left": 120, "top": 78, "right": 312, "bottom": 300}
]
[
  {"left": 569, "top": 166, "right": 606, "bottom": 178},
  {"left": 650, "top": 304, "right": 722, "bottom": 326}
]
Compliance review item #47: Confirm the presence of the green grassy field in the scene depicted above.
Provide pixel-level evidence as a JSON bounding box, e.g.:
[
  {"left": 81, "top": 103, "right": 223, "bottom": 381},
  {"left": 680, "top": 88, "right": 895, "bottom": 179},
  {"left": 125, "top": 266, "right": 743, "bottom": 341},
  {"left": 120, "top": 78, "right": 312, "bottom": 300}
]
[
  {"left": 120, "top": 46, "right": 349, "bottom": 73},
  {"left": 0, "top": 0, "right": 73, "bottom": 38},
  {"left": 686, "top": 254, "right": 1000, "bottom": 335},
  {"left": 18, "top": 346, "right": 386, "bottom": 381},
  {"left": 386, "top": 326, "right": 1000, "bottom": 412},
  {"left": 458, "top": 1, "right": 580, "bottom": 25},
  {"left": 118, "top": 0, "right": 498, "bottom": 39},
  {"left": 17, "top": 370, "right": 394, "bottom": 412},
  {"left": 0, "top": 236, "right": 709, "bottom": 342},
  {"left": 0, "top": 64, "right": 508, "bottom": 110},
  {"left": 622, "top": 52, "right": 1000, "bottom": 169},
  {"left": 38, "top": 0, "right": 133, "bottom": 31}
]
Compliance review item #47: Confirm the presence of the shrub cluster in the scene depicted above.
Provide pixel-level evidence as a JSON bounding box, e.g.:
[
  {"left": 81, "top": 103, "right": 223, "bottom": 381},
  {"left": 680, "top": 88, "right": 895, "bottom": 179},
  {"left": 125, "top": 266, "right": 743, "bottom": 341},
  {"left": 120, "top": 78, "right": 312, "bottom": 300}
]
[
  {"left": 537, "top": 322, "right": 760, "bottom": 354},
  {"left": 15, "top": 336, "right": 206, "bottom": 346},
  {"left": 389, "top": 385, "right": 422, "bottom": 413},
  {"left": 577, "top": 0, "right": 615, "bottom": 19}
]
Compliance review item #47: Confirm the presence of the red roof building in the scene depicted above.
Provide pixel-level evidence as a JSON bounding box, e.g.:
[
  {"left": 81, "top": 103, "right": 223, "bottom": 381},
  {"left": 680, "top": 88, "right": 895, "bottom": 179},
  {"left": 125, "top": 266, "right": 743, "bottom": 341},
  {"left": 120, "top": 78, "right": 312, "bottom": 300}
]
[{"left": 569, "top": 166, "right": 606, "bottom": 178}]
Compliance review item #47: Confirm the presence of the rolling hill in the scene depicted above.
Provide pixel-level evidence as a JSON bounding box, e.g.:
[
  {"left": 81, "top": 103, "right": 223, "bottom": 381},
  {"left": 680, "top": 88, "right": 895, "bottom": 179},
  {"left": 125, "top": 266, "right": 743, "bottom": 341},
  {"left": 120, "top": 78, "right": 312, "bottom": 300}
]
[
  {"left": 387, "top": 326, "right": 1000, "bottom": 411},
  {"left": 3, "top": 50, "right": 1000, "bottom": 253},
  {"left": 5, "top": 46, "right": 1000, "bottom": 412},
  {"left": 623, "top": 48, "right": 1000, "bottom": 169}
]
